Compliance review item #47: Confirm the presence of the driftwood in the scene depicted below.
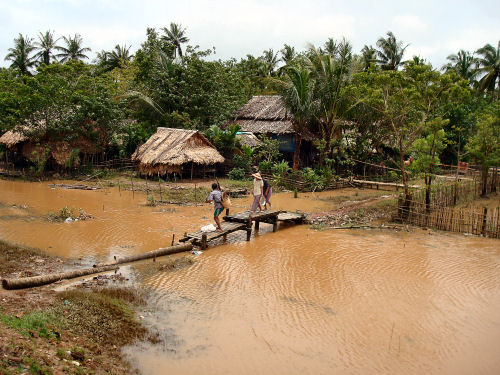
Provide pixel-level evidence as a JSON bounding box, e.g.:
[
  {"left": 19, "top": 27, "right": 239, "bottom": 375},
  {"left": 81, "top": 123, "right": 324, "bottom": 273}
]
[
  {"left": 2, "top": 265, "right": 119, "bottom": 290},
  {"left": 94, "top": 243, "right": 193, "bottom": 267},
  {"left": 48, "top": 183, "right": 101, "bottom": 190}
]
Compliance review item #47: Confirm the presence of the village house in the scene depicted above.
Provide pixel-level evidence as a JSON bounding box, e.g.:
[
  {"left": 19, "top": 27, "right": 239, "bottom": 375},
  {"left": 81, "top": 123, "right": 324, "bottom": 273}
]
[
  {"left": 131, "top": 127, "right": 224, "bottom": 179},
  {"left": 227, "top": 95, "right": 314, "bottom": 166}
]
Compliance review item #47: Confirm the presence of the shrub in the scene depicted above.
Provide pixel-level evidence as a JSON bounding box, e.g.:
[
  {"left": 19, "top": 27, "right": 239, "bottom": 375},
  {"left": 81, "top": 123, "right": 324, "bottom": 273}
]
[
  {"left": 228, "top": 167, "right": 246, "bottom": 180},
  {"left": 271, "top": 160, "right": 291, "bottom": 188},
  {"left": 300, "top": 167, "right": 324, "bottom": 191}
]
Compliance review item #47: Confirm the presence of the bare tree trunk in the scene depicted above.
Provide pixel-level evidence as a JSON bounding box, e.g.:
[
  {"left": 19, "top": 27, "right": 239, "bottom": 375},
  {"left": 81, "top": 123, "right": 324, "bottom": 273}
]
[
  {"left": 482, "top": 166, "right": 488, "bottom": 196},
  {"left": 399, "top": 146, "right": 410, "bottom": 220},
  {"left": 293, "top": 134, "right": 302, "bottom": 170}
]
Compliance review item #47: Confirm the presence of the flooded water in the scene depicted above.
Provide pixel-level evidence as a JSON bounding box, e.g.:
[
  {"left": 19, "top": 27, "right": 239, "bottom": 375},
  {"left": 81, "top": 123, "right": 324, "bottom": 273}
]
[{"left": 1, "top": 179, "right": 500, "bottom": 374}]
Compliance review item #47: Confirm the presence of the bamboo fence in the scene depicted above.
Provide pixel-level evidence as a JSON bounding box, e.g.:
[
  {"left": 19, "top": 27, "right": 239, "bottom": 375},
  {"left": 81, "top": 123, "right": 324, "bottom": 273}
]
[{"left": 396, "top": 175, "right": 500, "bottom": 238}]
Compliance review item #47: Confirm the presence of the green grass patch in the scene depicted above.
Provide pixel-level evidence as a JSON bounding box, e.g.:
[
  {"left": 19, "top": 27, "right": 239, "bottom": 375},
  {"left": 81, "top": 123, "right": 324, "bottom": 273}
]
[{"left": 0, "top": 310, "right": 59, "bottom": 338}]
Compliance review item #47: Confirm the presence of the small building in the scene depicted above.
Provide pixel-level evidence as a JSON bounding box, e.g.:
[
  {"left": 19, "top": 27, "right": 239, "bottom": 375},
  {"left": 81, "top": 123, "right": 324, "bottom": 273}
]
[
  {"left": 236, "top": 131, "right": 262, "bottom": 148},
  {"left": 131, "top": 127, "right": 224, "bottom": 178},
  {"left": 228, "top": 95, "right": 314, "bottom": 164},
  {"left": 0, "top": 127, "right": 98, "bottom": 169}
]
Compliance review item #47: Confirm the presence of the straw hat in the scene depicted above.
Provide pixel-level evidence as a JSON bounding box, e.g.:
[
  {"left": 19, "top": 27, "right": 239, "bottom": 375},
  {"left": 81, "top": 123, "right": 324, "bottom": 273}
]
[{"left": 252, "top": 172, "right": 262, "bottom": 179}]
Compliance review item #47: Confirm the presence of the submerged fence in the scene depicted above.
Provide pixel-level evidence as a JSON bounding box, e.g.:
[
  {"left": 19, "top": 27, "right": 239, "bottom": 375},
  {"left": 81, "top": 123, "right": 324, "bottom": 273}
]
[{"left": 396, "top": 174, "right": 500, "bottom": 238}]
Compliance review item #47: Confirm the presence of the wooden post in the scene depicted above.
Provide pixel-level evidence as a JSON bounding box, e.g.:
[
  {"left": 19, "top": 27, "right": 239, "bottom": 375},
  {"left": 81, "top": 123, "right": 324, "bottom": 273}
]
[
  {"left": 130, "top": 176, "right": 135, "bottom": 199},
  {"left": 201, "top": 233, "right": 208, "bottom": 250},
  {"left": 171, "top": 234, "right": 175, "bottom": 246},
  {"left": 481, "top": 207, "right": 488, "bottom": 236},
  {"left": 158, "top": 172, "right": 163, "bottom": 202},
  {"left": 255, "top": 220, "right": 260, "bottom": 230},
  {"left": 194, "top": 183, "right": 197, "bottom": 204},
  {"left": 190, "top": 162, "right": 194, "bottom": 181},
  {"left": 246, "top": 217, "right": 252, "bottom": 241},
  {"left": 272, "top": 216, "right": 278, "bottom": 232},
  {"left": 223, "top": 233, "right": 227, "bottom": 242}
]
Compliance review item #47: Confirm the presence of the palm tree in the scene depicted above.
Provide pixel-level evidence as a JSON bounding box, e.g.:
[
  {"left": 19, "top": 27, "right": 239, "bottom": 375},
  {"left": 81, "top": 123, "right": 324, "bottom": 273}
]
[
  {"left": 376, "top": 31, "right": 408, "bottom": 70},
  {"left": 5, "top": 33, "right": 36, "bottom": 75},
  {"left": 97, "top": 44, "right": 133, "bottom": 71},
  {"left": 323, "top": 38, "right": 338, "bottom": 56},
  {"left": 475, "top": 41, "right": 500, "bottom": 94},
  {"left": 56, "top": 34, "right": 91, "bottom": 63},
  {"left": 442, "top": 50, "right": 477, "bottom": 84},
  {"left": 309, "top": 40, "right": 354, "bottom": 161},
  {"left": 280, "top": 44, "right": 296, "bottom": 65},
  {"left": 34, "top": 30, "right": 60, "bottom": 65},
  {"left": 281, "top": 65, "right": 315, "bottom": 170},
  {"left": 261, "top": 49, "right": 279, "bottom": 76},
  {"left": 361, "top": 45, "right": 376, "bottom": 71},
  {"left": 162, "top": 22, "right": 189, "bottom": 58}
]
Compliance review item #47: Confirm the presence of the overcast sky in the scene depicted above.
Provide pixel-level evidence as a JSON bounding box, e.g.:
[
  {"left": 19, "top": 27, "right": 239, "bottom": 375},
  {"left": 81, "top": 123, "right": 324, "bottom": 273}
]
[{"left": 1, "top": 0, "right": 498, "bottom": 68}]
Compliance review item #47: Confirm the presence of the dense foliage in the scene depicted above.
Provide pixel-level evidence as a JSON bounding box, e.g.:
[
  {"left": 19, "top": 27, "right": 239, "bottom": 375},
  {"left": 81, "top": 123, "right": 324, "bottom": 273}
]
[{"left": 0, "top": 26, "right": 498, "bottom": 187}]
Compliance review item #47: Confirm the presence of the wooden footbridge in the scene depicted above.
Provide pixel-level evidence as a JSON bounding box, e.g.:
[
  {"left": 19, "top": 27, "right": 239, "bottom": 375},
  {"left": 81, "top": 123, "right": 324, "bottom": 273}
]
[{"left": 180, "top": 209, "right": 305, "bottom": 249}]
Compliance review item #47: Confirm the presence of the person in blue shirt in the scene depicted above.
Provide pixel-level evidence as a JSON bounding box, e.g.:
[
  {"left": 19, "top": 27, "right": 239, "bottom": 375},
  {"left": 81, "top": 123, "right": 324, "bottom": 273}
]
[{"left": 206, "top": 182, "right": 223, "bottom": 232}]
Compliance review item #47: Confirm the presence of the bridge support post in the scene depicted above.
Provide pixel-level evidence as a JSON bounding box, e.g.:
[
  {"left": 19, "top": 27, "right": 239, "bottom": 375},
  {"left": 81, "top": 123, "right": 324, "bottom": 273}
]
[
  {"left": 246, "top": 218, "right": 252, "bottom": 241},
  {"left": 201, "top": 234, "right": 207, "bottom": 250},
  {"left": 272, "top": 216, "right": 278, "bottom": 232},
  {"left": 255, "top": 220, "right": 260, "bottom": 230}
]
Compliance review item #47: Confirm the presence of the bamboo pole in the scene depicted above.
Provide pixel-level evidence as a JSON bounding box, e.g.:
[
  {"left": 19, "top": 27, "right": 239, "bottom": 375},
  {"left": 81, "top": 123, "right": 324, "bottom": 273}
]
[
  {"left": 2, "top": 265, "right": 119, "bottom": 290},
  {"left": 94, "top": 243, "right": 193, "bottom": 268}
]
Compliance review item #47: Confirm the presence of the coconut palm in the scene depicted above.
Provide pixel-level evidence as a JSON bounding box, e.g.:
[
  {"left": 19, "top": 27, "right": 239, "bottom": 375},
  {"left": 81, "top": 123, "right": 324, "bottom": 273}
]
[
  {"left": 441, "top": 50, "right": 477, "bottom": 84},
  {"left": 97, "top": 44, "right": 133, "bottom": 71},
  {"left": 309, "top": 40, "right": 354, "bottom": 160},
  {"left": 280, "top": 44, "right": 296, "bottom": 65},
  {"left": 56, "top": 34, "right": 91, "bottom": 63},
  {"left": 281, "top": 65, "right": 315, "bottom": 170},
  {"left": 475, "top": 41, "right": 500, "bottom": 93},
  {"left": 4, "top": 33, "right": 36, "bottom": 74},
  {"left": 323, "top": 38, "right": 338, "bottom": 56},
  {"left": 361, "top": 45, "right": 376, "bottom": 71},
  {"left": 162, "top": 22, "right": 189, "bottom": 58},
  {"left": 261, "top": 49, "right": 279, "bottom": 76},
  {"left": 34, "top": 30, "right": 60, "bottom": 65},
  {"left": 376, "top": 31, "right": 408, "bottom": 70}
]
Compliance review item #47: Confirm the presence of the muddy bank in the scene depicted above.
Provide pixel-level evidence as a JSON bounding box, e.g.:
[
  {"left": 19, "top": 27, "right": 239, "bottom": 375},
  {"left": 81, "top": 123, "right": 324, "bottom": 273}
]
[{"left": 0, "top": 241, "right": 154, "bottom": 374}]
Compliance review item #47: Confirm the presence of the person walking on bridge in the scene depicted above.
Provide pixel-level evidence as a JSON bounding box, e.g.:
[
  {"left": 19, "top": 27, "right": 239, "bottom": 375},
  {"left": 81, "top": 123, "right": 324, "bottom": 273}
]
[
  {"left": 206, "top": 182, "right": 224, "bottom": 232},
  {"left": 251, "top": 167, "right": 263, "bottom": 215}
]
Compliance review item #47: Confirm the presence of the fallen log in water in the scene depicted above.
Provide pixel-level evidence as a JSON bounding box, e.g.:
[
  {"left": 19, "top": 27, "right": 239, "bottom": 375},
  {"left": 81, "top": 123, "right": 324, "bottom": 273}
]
[
  {"left": 48, "top": 183, "right": 101, "bottom": 190},
  {"left": 2, "top": 265, "right": 119, "bottom": 290},
  {"left": 94, "top": 242, "right": 194, "bottom": 268}
]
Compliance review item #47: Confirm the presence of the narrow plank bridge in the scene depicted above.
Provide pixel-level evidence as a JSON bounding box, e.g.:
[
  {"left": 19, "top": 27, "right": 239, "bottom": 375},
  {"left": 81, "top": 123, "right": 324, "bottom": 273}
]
[{"left": 180, "top": 209, "right": 305, "bottom": 249}]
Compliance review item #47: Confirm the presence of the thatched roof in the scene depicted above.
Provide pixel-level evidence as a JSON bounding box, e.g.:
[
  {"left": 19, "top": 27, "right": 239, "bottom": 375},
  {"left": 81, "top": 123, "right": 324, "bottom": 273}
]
[
  {"left": 131, "top": 127, "right": 224, "bottom": 174},
  {"left": 230, "top": 95, "right": 294, "bottom": 134},
  {"left": 236, "top": 132, "right": 262, "bottom": 148},
  {"left": 0, "top": 128, "right": 29, "bottom": 148}
]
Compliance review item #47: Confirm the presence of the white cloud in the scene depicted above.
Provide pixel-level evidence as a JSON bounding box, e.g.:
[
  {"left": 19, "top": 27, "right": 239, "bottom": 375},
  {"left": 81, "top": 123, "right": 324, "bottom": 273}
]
[{"left": 392, "top": 14, "right": 428, "bottom": 32}]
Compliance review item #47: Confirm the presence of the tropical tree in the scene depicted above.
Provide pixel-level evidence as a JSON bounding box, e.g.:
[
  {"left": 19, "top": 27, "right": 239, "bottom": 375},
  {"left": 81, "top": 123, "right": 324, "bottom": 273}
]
[
  {"left": 280, "top": 44, "right": 296, "bottom": 65},
  {"left": 475, "top": 41, "right": 500, "bottom": 95},
  {"left": 56, "top": 34, "right": 91, "bottom": 62},
  {"left": 348, "top": 64, "right": 469, "bottom": 208},
  {"left": 34, "top": 31, "right": 60, "bottom": 65},
  {"left": 281, "top": 65, "right": 315, "bottom": 170},
  {"left": 376, "top": 31, "right": 408, "bottom": 70},
  {"left": 162, "top": 22, "right": 189, "bottom": 58},
  {"left": 309, "top": 39, "right": 354, "bottom": 162},
  {"left": 323, "top": 38, "right": 338, "bottom": 56},
  {"left": 4, "top": 33, "right": 36, "bottom": 75},
  {"left": 442, "top": 50, "right": 477, "bottom": 84},
  {"left": 466, "top": 105, "right": 500, "bottom": 196},
  {"left": 97, "top": 44, "right": 133, "bottom": 72},
  {"left": 261, "top": 49, "right": 279, "bottom": 76},
  {"left": 409, "top": 117, "right": 449, "bottom": 212},
  {"left": 361, "top": 45, "right": 376, "bottom": 71}
]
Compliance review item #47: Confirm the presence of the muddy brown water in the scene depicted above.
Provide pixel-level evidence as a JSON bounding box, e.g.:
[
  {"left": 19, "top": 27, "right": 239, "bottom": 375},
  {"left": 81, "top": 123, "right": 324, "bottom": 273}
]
[{"left": 1, "top": 179, "right": 500, "bottom": 374}]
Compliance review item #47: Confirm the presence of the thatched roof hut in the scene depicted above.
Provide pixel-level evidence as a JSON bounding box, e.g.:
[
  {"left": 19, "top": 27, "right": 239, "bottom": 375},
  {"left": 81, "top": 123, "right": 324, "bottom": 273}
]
[
  {"left": 229, "top": 95, "right": 294, "bottom": 134},
  {"left": 0, "top": 126, "right": 98, "bottom": 168},
  {"left": 131, "top": 127, "right": 224, "bottom": 175},
  {"left": 236, "top": 132, "right": 262, "bottom": 148}
]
